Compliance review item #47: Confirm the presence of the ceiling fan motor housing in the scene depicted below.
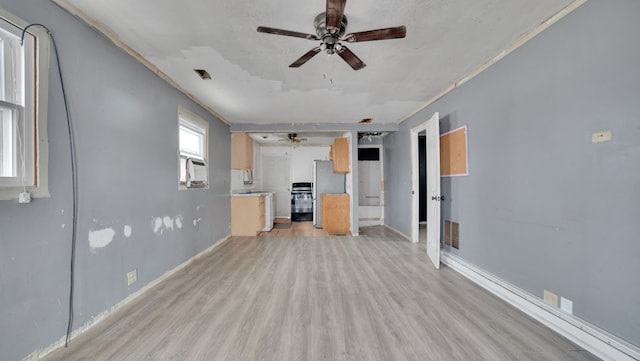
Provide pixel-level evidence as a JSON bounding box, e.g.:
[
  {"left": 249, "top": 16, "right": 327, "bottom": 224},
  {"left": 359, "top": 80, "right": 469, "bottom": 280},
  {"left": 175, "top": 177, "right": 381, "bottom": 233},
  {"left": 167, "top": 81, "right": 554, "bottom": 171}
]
[{"left": 314, "top": 12, "right": 348, "bottom": 53}]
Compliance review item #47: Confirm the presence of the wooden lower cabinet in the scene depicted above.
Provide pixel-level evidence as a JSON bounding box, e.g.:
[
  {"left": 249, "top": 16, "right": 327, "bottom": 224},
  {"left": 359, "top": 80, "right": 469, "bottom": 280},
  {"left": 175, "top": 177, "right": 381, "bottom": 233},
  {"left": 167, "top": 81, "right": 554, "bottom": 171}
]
[
  {"left": 322, "top": 193, "right": 350, "bottom": 235},
  {"left": 231, "top": 195, "right": 265, "bottom": 236}
]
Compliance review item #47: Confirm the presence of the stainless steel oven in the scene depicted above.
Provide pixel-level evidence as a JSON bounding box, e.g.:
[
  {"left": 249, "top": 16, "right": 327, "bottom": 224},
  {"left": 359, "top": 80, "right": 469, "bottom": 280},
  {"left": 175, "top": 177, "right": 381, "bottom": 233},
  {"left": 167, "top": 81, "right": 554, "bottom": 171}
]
[{"left": 291, "top": 182, "right": 313, "bottom": 221}]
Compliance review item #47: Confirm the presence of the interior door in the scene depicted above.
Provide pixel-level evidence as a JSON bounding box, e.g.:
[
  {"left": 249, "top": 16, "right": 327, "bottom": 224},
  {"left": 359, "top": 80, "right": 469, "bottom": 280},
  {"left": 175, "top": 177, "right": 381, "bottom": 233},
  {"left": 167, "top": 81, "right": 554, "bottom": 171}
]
[
  {"left": 426, "top": 112, "right": 441, "bottom": 269},
  {"left": 261, "top": 155, "right": 290, "bottom": 218}
]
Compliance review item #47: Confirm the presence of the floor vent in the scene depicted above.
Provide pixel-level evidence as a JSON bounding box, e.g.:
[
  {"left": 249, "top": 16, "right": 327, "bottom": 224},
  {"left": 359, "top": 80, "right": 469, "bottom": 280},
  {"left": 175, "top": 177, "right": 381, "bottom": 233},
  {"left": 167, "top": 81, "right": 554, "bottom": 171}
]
[{"left": 444, "top": 220, "right": 460, "bottom": 249}]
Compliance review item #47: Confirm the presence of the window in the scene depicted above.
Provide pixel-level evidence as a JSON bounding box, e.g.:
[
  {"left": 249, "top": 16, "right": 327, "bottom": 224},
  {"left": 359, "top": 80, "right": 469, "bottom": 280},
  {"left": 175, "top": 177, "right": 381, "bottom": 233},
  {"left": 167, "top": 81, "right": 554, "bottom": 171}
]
[
  {"left": 0, "top": 10, "right": 49, "bottom": 199},
  {"left": 178, "top": 107, "right": 208, "bottom": 189}
]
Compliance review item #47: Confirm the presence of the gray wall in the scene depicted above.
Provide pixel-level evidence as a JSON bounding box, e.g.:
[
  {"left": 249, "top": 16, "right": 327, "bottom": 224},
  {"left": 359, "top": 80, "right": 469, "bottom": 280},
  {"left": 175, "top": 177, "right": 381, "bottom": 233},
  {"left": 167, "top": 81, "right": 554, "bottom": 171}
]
[
  {"left": 0, "top": 1, "right": 230, "bottom": 360},
  {"left": 385, "top": 0, "right": 640, "bottom": 346}
]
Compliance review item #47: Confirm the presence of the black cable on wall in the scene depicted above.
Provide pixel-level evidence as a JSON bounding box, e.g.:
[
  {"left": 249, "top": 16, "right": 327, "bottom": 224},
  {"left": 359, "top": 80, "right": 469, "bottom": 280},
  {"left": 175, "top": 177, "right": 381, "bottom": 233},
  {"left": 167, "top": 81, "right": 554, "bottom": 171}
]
[{"left": 21, "top": 24, "right": 78, "bottom": 347}]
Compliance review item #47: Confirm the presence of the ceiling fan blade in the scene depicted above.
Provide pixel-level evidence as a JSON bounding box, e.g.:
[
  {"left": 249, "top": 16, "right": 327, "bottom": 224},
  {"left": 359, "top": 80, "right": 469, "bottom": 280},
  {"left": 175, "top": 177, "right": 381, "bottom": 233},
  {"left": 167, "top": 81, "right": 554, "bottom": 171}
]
[
  {"left": 289, "top": 47, "right": 322, "bottom": 68},
  {"left": 337, "top": 46, "right": 366, "bottom": 71},
  {"left": 326, "top": 0, "right": 346, "bottom": 34},
  {"left": 343, "top": 26, "right": 406, "bottom": 42},
  {"left": 257, "top": 26, "right": 319, "bottom": 41}
]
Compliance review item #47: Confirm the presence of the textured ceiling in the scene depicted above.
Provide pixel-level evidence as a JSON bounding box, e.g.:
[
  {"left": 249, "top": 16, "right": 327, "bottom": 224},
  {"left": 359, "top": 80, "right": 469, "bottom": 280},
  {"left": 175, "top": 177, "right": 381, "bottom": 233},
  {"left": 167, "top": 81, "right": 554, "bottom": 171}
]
[{"left": 54, "top": 0, "right": 578, "bottom": 125}]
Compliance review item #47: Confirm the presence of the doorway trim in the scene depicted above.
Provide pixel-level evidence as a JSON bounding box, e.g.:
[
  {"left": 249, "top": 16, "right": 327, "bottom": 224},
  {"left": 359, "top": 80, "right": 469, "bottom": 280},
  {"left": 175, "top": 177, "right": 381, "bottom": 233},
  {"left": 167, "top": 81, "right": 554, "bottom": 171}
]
[
  {"left": 357, "top": 144, "right": 384, "bottom": 226},
  {"left": 410, "top": 123, "right": 427, "bottom": 243}
]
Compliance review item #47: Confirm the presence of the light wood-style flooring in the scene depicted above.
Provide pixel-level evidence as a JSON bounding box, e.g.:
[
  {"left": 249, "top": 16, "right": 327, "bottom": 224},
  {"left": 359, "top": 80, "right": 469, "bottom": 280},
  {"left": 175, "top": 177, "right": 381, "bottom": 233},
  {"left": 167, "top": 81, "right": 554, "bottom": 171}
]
[
  {"left": 261, "top": 220, "right": 329, "bottom": 237},
  {"left": 42, "top": 226, "right": 598, "bottom": 361}
]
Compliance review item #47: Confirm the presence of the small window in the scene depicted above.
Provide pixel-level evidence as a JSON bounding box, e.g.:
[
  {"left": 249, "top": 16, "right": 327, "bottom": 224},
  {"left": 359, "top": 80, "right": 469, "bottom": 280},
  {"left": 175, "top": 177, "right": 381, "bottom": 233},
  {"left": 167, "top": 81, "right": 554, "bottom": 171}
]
[
  {"left": 0, "top": 10, "right": 49, "bottom": 199},
  {"left": 178, "top": 107, "right": 208, "bottom": 189}
]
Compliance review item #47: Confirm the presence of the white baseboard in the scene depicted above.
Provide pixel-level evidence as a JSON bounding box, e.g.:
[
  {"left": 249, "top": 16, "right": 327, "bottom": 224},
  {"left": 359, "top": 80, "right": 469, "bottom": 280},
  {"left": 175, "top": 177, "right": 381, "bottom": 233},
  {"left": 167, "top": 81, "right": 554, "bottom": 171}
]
[
  {"left": 441, "top": 251, "right": 640, "bottom": 361},
  {"left": 382, "top": 224, "right": 412, "bottom": 241},
  {"left": 359, "top": 219, "right": 382, "bottom": 227},
  {"left": 25, "top": 234, "right": 232, "bottom": 361}
]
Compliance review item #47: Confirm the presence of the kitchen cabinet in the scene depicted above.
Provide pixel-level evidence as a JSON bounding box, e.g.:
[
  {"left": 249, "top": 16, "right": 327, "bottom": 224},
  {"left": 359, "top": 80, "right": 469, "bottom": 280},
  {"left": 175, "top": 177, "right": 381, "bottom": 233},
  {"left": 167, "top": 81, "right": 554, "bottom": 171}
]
[
  {"left": 322, "top": 193, "right": 350, "bottom": 235},
  {"left": 231, "top": 195, "right": 265, "bottom": 236},
  {"left": 231, "top": 132, "right": 253, "bottom": 170},
  {"left": 330, "top": 137, "right": 349, "bottom": 173}
]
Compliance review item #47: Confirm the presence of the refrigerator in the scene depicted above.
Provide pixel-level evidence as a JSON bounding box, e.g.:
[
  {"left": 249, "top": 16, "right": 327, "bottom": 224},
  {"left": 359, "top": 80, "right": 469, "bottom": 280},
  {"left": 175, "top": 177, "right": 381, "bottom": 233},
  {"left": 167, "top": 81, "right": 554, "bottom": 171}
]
[{"left": 313, "top": 160, "right": 346, "bottom": 228}]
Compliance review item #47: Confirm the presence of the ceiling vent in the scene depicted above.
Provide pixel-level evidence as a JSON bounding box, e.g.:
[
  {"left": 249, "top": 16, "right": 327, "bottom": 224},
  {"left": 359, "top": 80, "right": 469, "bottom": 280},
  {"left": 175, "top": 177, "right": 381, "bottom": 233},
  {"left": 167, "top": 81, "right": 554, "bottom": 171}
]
[{"left": 194, "top": 69, "right": 212, "bottom": 80}]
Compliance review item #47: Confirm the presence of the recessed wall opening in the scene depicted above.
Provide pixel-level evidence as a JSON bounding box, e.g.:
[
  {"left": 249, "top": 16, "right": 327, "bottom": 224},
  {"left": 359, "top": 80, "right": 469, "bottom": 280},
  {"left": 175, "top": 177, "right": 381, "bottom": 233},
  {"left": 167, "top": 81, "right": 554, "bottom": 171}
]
[{"left": 357, "top": 144, "right": 383, "bottom": 227}]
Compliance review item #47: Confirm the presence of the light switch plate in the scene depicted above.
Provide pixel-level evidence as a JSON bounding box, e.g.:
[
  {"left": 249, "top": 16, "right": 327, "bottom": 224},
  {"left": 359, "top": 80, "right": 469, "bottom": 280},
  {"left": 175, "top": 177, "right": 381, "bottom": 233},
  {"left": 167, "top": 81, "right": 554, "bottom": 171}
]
[
  {"left": 543, "top": 290, "right": 558, "bottom": 307},
  {"left": 127, "top": 269, "right": 138, "bottom": 286},
  {"left": 592, "top": 130, "right": 612, "bottom": 143}
]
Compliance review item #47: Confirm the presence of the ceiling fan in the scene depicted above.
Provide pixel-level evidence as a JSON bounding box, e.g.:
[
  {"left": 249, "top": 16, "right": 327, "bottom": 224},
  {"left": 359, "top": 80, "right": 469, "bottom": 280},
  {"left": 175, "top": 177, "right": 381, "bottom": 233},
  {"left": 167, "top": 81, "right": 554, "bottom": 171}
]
[
  {"left": 278, "top": 133, "right": 308, "bottom": 143},
  {"left": 257, "top": 0, "right": 406, "bottom": 71}
]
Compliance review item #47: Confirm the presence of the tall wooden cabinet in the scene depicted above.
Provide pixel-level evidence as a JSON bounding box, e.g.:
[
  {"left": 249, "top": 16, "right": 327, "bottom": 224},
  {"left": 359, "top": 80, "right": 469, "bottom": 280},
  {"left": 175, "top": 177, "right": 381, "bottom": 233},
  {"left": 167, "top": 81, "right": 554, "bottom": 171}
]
[
  {"left": 330, "top": 137, "right": 349, "bottom": 173},
  {"left": 231, "top": 195, "right": 265, "bottom": 236},
  {"left": 322, "top": 194, "right": 350, "bottom": 235},
  {"left": 231, "top": 132, "right": 253, "bottom": 170}
]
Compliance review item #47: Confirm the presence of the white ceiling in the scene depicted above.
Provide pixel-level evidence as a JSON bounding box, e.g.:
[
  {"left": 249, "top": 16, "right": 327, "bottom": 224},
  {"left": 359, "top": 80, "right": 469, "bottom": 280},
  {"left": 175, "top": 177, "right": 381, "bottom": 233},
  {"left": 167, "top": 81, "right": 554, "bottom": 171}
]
[
  {"left": 55, "top": 0, "right": 577, "bottom": 125},
  {"left": 249, "top": 132, "right": 346, "bottom": 146}
]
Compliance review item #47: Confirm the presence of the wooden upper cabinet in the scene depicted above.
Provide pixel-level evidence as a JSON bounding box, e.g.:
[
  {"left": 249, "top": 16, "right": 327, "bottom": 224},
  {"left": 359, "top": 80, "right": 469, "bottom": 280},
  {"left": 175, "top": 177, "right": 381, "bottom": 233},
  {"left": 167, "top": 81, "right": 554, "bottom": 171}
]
[
  {"left": 231, "top": 132, "right": 253, "bottom": 170},
  {"left": 331, "top": 137, "right": 349, "bottom": 173}
]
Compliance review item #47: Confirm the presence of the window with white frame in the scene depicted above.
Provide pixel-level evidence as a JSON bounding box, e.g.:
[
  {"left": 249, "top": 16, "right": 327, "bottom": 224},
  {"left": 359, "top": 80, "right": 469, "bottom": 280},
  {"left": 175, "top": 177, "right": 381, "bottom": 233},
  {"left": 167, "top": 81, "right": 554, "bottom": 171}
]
[
  {"left": 0, "top": 10, "right": 49, "bottom": 198},
  {"left": 178, "top": 107, "right": 208, "bottom": 189}
]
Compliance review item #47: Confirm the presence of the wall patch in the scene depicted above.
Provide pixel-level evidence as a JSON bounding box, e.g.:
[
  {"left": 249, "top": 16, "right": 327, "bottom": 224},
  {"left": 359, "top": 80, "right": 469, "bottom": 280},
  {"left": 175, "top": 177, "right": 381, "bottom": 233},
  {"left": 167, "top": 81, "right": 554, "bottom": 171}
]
[
  {"left": 163, "top": 216, "right": 174, "bottom": 230},
  {"left": 88, "top": 228, "right": 116, "bottom": 251},
  {"left": 153, "top": 217, "right": 163, "bottom": 234}
]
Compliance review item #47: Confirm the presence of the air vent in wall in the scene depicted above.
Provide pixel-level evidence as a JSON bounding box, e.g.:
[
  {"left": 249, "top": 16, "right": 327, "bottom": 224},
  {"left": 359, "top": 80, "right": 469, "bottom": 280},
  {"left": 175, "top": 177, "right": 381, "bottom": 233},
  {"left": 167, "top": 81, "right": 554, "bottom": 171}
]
[{"left": 186, "top": 158, "right": 208, "bottom": 188}]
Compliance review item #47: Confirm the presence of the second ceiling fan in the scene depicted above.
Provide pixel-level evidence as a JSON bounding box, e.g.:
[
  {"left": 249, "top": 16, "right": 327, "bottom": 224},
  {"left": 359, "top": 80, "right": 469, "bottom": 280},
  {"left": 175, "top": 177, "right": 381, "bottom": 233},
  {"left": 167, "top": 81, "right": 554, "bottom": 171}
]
[{"left": 257, "top": 0, "right": 406, "bottom": 71}]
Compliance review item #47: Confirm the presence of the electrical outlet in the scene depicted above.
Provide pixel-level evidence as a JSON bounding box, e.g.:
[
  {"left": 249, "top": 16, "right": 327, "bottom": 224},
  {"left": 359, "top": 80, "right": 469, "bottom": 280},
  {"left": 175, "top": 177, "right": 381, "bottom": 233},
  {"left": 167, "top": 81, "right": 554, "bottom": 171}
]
[
  {"left": 127, "top": 269, "right": 137, "bottom": 286},
  {"left": 18, "top": 192, "right": 31, "bottom": 204},
  {"left": 560, "top": 297, "right": 573, "bottom": 314},
  {"left": 543, "top": 290, "right": 558, "bottom": 307}
]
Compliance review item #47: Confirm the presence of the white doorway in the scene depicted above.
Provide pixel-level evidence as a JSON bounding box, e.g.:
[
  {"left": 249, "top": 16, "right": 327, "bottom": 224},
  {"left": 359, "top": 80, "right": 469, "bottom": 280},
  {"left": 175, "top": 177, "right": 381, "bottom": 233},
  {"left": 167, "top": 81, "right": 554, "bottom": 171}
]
[
  {"left": 261, "top": 155, "right": 290, "bottom": 218},
  {"left": 358, "top": 145, "right": 384, "bottom": 226},
  {"left": 411, "top": 112, "right": 441, "bottom": 269}
]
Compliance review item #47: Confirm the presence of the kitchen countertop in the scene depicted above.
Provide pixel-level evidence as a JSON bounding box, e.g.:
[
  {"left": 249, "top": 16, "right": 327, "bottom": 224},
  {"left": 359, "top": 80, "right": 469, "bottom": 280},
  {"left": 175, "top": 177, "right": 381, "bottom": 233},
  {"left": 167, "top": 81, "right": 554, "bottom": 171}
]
[{"left": 230, "top": 190, "right": 275, "bottom": 197}]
